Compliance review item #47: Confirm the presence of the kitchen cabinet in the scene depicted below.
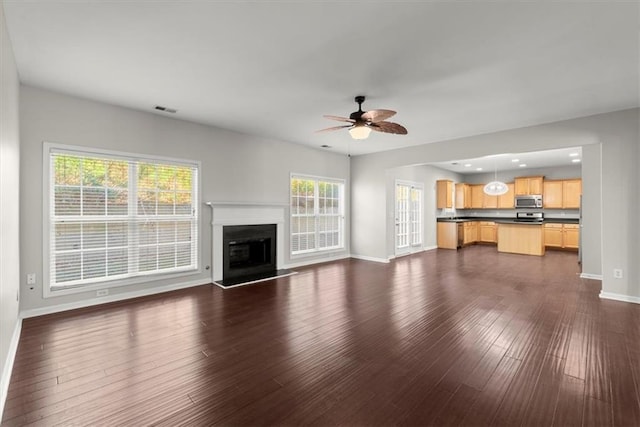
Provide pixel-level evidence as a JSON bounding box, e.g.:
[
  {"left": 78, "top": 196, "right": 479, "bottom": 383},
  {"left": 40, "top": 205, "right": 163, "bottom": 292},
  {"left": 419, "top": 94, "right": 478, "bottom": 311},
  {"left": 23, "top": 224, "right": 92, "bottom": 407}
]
[
  {"left": 498, "top": 183, "right": 515, "bottom": 208},
  {"left": 497, "top": 223, "right": 545, "bottom": 256},
  {"left": 563, "top": 180, "right": 582, "bottom": 209},
  {"left": 563, "top": 224, "right": 580, "bottom": 248},
  {"left": 460, "top": 182, "right": 513, "bottom": 209},
  {"left": 543, "top": 223, "right": 563, "bottom": 247},
  {"left": 544, "top": 223, "right": 579, "bottom": 250},
  {"left": 455, "top": 183, "right": 471, "bottom": 209},
  {"left": 483, "top": 191, "right": 498, "bottom": 209},
  {"left": 472, "top": 185, "right": 499, "bottom": 209},
  {"left": 463, "top": 221, "right": 478, "bottom": 245},
  {"left": 515, "top": 176, "right": 544, "bottom": 196},
  {"left": 437, "top": 180, "right": 453, "bottom": 209},
  {"left": 543, "top": 180, "right": 563, "bottom": 208},
  {"left": 437, "top": 222, "right": 458, "bottom": 249},
  {"left": 543, "top": 179, "right": 582, "bottom": 209},
  {"left": 479, "top": 221, "right": 497, "bottom": 243},
  {"left": 470, "top": 185, "right": 484, "bottom": 209}
]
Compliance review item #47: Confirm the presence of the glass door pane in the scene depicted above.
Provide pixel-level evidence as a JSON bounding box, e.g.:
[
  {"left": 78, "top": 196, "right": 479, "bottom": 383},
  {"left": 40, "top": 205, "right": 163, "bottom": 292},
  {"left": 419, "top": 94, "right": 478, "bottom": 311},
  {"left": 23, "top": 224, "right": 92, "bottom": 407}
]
[{"left": 395, "top": 183, "right": 411, "bottom": 254}]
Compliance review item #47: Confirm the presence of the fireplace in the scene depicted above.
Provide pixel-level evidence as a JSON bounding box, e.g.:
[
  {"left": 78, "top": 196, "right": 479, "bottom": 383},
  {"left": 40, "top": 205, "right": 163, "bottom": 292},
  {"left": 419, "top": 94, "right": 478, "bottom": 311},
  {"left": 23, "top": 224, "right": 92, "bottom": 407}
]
[
  {"left": 208, "top": 203, "right": 294, "bottom": 288},
  {"left": 223, "top": 224, "right": 277, "bottom": 282}
]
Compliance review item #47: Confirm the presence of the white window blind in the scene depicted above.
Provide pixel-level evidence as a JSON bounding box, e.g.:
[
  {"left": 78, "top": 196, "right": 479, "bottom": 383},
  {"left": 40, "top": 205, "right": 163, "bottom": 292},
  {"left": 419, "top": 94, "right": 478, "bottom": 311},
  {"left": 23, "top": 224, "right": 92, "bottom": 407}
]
[
  {"left": 290, "top": 176, "right": 344, "bottom": 255},
  {"left": 47, "top": 147, "right": 198, "bottom": 291}
]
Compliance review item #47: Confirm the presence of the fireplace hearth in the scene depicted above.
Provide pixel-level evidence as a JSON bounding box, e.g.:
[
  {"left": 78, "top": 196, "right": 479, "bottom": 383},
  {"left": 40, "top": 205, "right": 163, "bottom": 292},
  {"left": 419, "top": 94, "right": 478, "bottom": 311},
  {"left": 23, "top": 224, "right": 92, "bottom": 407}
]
[{"left": 217, "top": 223, "right": 292, "bottom": 287}]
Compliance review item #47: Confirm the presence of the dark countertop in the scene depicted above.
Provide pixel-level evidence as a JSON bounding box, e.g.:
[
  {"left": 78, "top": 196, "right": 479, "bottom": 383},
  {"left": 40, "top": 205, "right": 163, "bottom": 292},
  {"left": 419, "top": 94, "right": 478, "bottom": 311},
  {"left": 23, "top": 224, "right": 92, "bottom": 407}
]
[{"left": 437, "top": 216, "right": 579, "bottom": 225}]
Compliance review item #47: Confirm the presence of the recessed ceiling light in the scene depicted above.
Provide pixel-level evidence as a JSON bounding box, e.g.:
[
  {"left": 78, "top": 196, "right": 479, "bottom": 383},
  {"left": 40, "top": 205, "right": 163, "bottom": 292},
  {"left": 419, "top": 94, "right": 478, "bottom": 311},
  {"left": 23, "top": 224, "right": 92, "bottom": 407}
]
[
  {"left": 572, "top": 158, "right": 581, "bottom": 163},
  {"left": 511, "top": 159, "right": 520, "bottom": 163},
  {"left": 519, "top": 164, "right": 527, "bottom": 167},
  {"left": 569, "top": 153, "right": 579, "bottom": 157},
  {"left": 476, "top": 167, "right": 483, "bottom": 171},
  {"left": 464, "top": 163, "right": 472, "bottom": 167}
]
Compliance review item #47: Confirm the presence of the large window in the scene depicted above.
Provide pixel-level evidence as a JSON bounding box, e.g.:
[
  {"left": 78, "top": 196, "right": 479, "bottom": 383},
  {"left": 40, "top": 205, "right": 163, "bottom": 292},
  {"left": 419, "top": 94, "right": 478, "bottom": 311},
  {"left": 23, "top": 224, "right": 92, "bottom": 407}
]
[
  {"left": 290, "top": 175, "right": 344, "bottom": 255},
  {"left": 44, "top": 144, "right": 199, "bottom": 295}
]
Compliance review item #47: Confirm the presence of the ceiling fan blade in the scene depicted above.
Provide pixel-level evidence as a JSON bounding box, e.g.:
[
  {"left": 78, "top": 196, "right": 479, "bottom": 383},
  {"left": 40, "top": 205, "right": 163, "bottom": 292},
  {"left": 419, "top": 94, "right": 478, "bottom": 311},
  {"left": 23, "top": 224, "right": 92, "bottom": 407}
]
[
  {"left": 361, "top": 109, "right": 396, "bottom": 123},
  {"left": 369, "top": 121, "right": 408, "bottom": 135},
  {"left": 323, "top": 115, "right": 356, "bottom": 123},
  {"left": 315, "top": 124, "right": 353, "bottom": 133}
]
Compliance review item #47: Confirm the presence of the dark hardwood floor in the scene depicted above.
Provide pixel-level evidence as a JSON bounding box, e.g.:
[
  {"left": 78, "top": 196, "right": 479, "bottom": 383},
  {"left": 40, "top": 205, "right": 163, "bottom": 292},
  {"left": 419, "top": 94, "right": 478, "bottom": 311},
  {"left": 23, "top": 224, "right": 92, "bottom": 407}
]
[{"left": 3, "top": 246, "right": 640, "bottom": 426}]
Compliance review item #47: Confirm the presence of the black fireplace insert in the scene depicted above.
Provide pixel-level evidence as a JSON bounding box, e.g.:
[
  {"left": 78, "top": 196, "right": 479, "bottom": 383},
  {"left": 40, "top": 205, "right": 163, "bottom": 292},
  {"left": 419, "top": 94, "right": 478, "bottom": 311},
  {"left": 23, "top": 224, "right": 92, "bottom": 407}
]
[{"left": 222, "top": 224, "right": 278, "bottom": 285}]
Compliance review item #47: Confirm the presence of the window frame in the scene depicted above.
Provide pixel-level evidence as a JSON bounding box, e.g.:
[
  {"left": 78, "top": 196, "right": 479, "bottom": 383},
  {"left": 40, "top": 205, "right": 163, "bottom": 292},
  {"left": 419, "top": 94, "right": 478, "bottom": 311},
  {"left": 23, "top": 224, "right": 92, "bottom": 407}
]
[
  {"left": 42, "top": 142, "right": 201, "bottom": 298},
  {"left": 290, "top": 173, "right": 345, "bottom": 257}
]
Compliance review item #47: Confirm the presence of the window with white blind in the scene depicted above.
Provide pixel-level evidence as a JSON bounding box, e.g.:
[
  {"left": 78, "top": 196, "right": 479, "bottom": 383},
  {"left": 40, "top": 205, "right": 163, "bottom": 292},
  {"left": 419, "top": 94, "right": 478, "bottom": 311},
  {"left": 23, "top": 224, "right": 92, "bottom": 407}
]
[
  {"left": 290, "top": 175, "right": 344, "bottom": 255},
  {"left": 44, "top": 144, "right": 199, "bottom": 295}
]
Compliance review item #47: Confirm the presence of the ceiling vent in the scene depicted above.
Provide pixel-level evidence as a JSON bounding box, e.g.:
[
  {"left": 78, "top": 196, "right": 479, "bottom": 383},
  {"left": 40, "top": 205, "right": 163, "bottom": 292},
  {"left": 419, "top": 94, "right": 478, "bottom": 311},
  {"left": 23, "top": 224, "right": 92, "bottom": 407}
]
[{"left": 154, "top": 105, "right": 177, "bottom": 114}]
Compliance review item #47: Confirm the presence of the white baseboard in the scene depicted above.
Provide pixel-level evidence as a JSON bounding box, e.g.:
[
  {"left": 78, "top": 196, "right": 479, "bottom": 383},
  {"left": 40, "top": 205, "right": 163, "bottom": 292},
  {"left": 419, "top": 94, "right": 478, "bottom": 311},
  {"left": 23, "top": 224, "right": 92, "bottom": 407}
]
[
  {"left": 350, "top": 254, "right": 391, "bottom": 264},
  {"left": 284, "top": 253, "right": 350, "bottom": 270},
  {"left": 1, "top": 318, "right": 22, "bottom": 422},
  {"left": 580, "top": 273, "right": 603, "bottom": 280},
  {"left": 20, "top": 278, "right": 211, "bottom": 319},
  {"left": 423, "top": 245, "right": 438, "bottom": 252},
  {"left": 599, "top": 291, "right": 640, "bottom": 305}
]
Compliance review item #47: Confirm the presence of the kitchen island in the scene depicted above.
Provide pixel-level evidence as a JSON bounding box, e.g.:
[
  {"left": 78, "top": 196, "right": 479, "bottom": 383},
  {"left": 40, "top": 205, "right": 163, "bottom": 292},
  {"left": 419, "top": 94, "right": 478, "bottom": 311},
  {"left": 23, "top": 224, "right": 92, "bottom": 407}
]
[{"left": 496, "top": 221, "right": 545, "bottom": 256}]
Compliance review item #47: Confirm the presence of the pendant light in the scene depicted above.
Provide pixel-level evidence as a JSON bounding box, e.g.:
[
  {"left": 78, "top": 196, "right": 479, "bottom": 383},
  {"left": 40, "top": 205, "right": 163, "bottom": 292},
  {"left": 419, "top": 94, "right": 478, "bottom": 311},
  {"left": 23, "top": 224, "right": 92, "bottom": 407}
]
[{"left": 484, "top": 161, "right": 508, "bottom": 196}]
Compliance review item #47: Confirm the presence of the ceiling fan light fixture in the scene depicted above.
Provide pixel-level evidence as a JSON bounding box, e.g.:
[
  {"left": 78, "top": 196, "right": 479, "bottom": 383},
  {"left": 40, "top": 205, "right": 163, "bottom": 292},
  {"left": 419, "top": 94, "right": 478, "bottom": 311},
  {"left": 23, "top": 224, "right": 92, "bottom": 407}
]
[
  {"left": 484, "top": 181, "right": 509, "bottom": 196},
  {"left": 349, "top": 125, "right": 372, "bottom": 140}
]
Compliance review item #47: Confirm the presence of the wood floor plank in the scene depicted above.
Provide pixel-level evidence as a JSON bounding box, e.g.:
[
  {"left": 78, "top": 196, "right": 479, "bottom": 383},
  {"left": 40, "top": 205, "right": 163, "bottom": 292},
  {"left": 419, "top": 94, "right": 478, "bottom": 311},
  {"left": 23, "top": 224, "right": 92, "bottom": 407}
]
[
  {"left": 521, "top": 354, "right": 566, "bottom": 427},
  {"left": 3, "top": 247, "right": 639, "bottom": 426},
  {"left": 459, "top": 355, "right": 522, "bottom": 425},
  {"left": 552, "top": 374, "right": 585, "bottom": 427}
]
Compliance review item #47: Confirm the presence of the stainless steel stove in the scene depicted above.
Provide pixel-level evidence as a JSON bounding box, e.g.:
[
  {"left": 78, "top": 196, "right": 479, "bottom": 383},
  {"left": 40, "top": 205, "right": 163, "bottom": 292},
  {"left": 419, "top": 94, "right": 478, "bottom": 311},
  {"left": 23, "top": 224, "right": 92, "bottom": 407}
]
[{"left": 514, "top": 212, "right": 544, "bottom": 222}]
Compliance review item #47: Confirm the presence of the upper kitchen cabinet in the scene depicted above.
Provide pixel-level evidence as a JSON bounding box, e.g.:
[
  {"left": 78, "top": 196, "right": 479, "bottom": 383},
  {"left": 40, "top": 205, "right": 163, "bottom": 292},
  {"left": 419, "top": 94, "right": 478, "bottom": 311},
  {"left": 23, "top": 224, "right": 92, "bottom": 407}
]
[
  {"left": 470, "top": 184, "right": 484, "bottom": 209},
  {"left": 455, "top": 183, "right": 471, "bottom": 209},
  {"left": 437, "top": 180, "right": 453, "bottom": 209},
  {"left": 543, "top": 179, "right": 582, "bottom": 209},
  {"left": 465, "top": 182, "right": 511, "bottom": 209},
  {"left": 515, "top": 176, "right": 544, "bottom": 195},
  {"left": 562, "top": 179, "right": 582, "bottom": 208},
  {"left": 498, "top": 183, "right": 515, "bottom": 208},
  {"left": 483, "top": 192, "right": 498, "bottom": 209},
  {"left": 543, "top": 180, "right": 563, "bottom": 208}
]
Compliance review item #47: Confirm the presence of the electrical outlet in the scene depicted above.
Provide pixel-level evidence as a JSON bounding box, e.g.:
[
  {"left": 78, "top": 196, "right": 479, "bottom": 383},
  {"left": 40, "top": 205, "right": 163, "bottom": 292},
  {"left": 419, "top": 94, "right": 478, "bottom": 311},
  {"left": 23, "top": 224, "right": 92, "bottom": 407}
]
[
  {"left": 96, "top": 289, "right": 109, "bottom": 297},
  {"left": 27, "top": 273, "right": 36, "bottom": 285},
  {"left": 613, "top": 269, "right": 623, "bottom": 279}
]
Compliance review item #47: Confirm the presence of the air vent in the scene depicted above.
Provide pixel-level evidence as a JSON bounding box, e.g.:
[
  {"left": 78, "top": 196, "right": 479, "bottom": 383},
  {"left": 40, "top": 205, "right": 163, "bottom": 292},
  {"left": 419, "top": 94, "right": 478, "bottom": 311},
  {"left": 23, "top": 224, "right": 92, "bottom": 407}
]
[
  {"left": 321, "top": 145, "right": 331, "bottom": 148},
  {"left": 154, "top": 105, "right": 177, "bottom": 114}
]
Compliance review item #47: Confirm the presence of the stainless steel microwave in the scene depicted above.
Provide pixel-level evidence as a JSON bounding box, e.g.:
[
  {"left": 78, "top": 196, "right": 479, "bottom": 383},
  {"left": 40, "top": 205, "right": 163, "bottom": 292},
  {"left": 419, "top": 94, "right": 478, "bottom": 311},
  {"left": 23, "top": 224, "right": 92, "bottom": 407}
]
[{"left": 515, "top": 195, "right": 542, "bottom": 209}]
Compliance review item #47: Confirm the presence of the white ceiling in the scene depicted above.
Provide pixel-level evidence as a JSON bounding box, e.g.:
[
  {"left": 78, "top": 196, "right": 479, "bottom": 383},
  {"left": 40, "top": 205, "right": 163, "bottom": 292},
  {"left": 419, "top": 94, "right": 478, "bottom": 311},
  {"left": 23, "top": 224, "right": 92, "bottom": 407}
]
[
  {"left": 3, "top": 2, "right": 638, "bottom": 156},
  {"left": 430, "top": 147, "right": 582, "bottom": 175}
]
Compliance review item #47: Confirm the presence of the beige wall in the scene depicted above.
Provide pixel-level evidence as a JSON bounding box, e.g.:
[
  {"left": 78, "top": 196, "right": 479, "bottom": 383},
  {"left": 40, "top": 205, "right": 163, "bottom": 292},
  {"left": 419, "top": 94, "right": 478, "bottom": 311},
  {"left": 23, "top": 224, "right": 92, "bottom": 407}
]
[
  {"left": 19, "top": 86, "right": 351, "bottom": 315},
  {"left": 385, "top": 165, "right": 462, "bottom": 258},
  {"left": 351, "top": 109, "right": 639, "bottom": 300}
]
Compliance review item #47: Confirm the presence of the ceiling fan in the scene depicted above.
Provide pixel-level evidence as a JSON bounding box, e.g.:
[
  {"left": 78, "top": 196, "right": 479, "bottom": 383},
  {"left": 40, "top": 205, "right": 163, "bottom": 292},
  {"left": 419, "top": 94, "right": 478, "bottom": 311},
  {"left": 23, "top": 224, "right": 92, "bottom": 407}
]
[{"left": 317, "top": 96, "right": 408, "bottom": 140}]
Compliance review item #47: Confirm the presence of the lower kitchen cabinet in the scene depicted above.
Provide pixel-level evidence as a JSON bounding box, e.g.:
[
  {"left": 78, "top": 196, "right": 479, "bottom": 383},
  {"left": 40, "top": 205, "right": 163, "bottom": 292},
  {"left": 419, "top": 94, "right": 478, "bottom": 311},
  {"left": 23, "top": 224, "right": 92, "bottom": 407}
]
[
  {"left": 437, "top": 222, "right": 458, "bottom": 249},
  {"left": 479, "top": 221, "right": 497, "bottom": 243},
  {"left": 544, "top": 223, "right": 579, "bottom": 250},
  {"left": 563, "top": 224, "right": 580, "bottom": 249},
  {"left": 463, "top": 221, "right": 478, "bottom": 245}
]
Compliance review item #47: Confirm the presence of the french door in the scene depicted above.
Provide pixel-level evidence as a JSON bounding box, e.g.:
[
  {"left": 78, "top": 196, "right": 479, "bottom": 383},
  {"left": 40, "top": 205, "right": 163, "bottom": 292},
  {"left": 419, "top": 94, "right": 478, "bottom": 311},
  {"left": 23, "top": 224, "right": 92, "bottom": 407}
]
[{"left": 395, "top": 181, "right": 423, "bottom": 256}]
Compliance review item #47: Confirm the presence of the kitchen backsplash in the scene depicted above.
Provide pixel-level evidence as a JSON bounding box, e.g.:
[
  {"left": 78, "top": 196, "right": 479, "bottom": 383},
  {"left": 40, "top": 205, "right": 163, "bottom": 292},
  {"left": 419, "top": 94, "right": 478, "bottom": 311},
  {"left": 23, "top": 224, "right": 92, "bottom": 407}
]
[{"left": 438, "top": 208, "right": 579, "bottom": 219}]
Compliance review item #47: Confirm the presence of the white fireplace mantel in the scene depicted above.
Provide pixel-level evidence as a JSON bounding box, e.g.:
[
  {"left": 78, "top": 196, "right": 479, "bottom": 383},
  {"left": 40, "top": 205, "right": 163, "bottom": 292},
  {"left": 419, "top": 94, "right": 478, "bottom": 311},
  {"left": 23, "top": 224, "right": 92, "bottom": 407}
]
[{"left": 206, "top": 202, "right": 286, "bottom": 281}]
